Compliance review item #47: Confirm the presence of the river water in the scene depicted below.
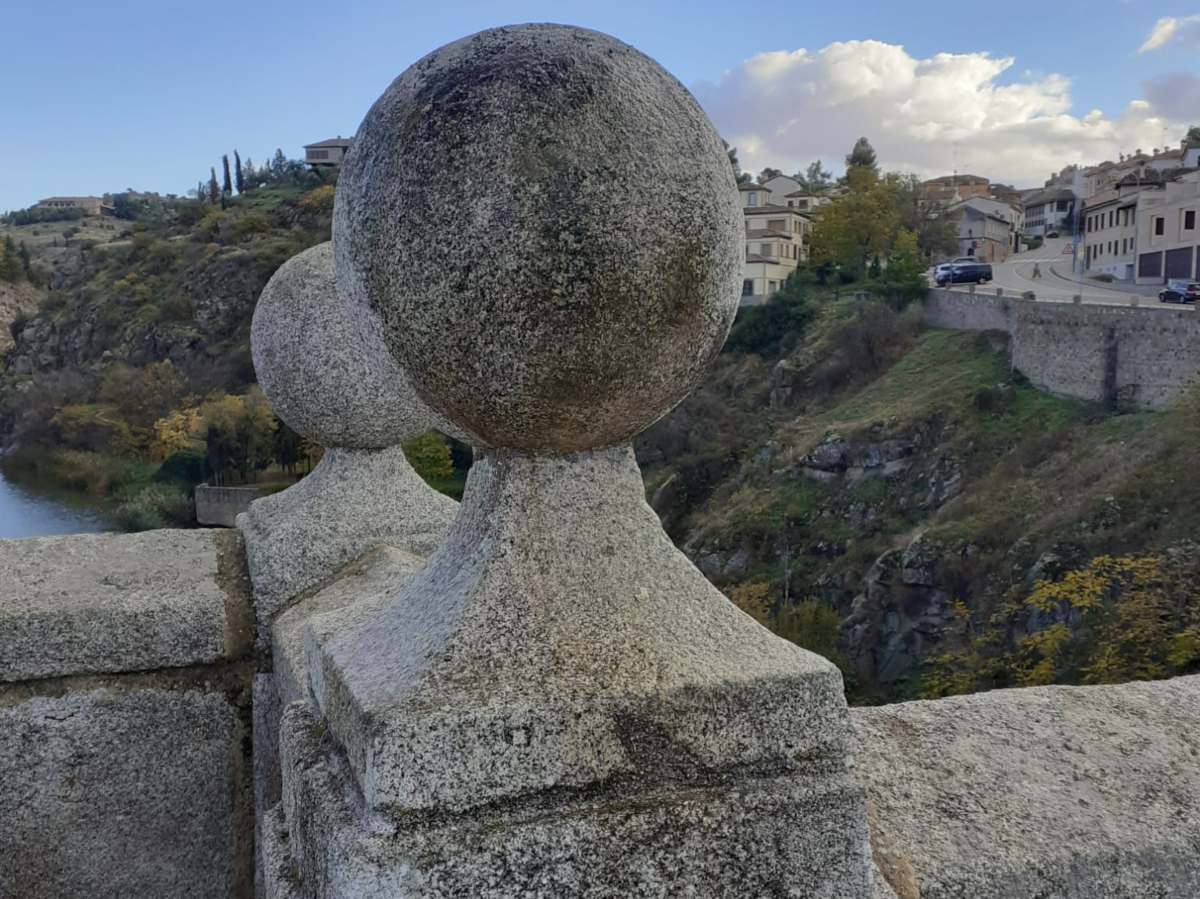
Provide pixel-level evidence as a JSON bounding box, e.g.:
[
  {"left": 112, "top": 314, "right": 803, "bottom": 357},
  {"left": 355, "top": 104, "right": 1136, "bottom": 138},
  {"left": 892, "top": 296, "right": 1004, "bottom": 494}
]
[{"left": 0, "top": 467, "right": 110, "bottom": 539}]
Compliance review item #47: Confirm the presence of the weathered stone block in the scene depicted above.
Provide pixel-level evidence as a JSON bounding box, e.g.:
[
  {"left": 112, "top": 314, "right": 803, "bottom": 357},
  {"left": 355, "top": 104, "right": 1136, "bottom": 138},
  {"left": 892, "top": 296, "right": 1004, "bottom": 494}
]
[
  {"left": 276, "top": 701, "right": 873, "bottom": 899},
  {"left": 0, "top": 529, "right": 252, "bottom": 682},
  {"left": 270, "top": 545, "right": 425, "bottom": 709},
  {"left": 854, "top": 676, "right": 1200, "bottom": 898},
  {"left": 0, "top": 687, "right": 253, "bottom": 899},
  {"left": 239, "top": 447, "right": 453, "bottom": 642}
]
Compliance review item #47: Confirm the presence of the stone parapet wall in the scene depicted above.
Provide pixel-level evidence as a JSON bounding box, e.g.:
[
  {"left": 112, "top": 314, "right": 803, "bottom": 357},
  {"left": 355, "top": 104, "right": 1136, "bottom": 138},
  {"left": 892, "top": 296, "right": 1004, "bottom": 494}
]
[
  {"left": 0, "top": 530, "right": 256, "bottom": 899},
  {"left": 922, "top": 288, "right": 1017, "bottom": 333},
  {"left": 196, "top": 484, "right": 268, "bottom": 527},
  {"left": 923, "top": 289, "right": 1200, "bottom": 409},
  {"left": 855, "top": 675, "right": 1200, "bottom": 898}
]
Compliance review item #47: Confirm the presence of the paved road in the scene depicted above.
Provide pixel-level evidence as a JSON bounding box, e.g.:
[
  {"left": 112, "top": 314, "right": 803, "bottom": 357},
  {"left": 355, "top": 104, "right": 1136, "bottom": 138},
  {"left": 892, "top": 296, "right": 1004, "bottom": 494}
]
[{"left": 935, "top": 238, "right": 1189, "bottom": 311}]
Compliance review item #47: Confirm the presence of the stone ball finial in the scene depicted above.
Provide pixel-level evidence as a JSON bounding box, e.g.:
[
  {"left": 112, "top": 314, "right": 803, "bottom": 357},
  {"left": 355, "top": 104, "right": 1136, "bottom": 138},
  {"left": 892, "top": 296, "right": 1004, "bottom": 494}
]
[
  {"left": 335, "top": 24, "right": 743, "bottom": 453},
  {"left": 251, "top": 242, "right": 447, "bottom": 449}
]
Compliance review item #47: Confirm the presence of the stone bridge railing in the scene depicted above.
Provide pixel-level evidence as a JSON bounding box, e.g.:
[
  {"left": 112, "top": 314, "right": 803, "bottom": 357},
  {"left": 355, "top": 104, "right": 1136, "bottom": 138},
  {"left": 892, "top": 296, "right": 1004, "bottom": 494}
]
[{"left": 2, "top": 23, "right": 1199, "bottom": 899}]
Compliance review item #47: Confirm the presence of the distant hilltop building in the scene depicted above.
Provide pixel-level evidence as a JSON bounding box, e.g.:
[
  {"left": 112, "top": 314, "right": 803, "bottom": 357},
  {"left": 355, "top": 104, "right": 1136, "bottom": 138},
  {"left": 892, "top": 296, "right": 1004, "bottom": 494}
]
[
  {"left": 35, "top": 196, "right": 107, "bottom": 216},
  {"left": 303, "top": 137, "right": 353, "bottom": 168},
  {"left": 737, "top": 175, "right": 825, "bottom": 304}
]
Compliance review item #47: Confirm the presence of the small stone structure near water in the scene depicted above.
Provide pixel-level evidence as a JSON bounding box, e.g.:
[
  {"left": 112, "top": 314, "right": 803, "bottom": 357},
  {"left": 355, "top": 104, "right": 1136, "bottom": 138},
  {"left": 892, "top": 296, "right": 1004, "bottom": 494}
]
[{"left": 2, "top": 23, "right": 1200, "bottom": 899}]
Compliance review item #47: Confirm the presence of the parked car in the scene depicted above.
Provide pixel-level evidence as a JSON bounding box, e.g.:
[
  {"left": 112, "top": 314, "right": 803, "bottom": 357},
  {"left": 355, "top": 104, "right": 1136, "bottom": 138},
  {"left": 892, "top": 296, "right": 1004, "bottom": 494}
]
[
  {"left": 936, "top": 262, "right": 993, "bottom": 286},
  {"left": 1047, "top": 231, "right": 1060, "bottom": 238},
  {"left": 1159, "top": 282, "right": 1200, "bottom": 304}
]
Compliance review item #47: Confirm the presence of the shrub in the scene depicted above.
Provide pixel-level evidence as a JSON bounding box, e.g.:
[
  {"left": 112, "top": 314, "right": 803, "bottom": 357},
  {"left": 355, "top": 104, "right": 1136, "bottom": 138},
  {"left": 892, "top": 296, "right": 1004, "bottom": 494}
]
[
  {"left": 403, "top": 432, "right": 454, "bottom": 481},
  {"left": 111, "top": 483, "right": 194, "bottom": 531},
  {"left": 154, "top": 449, "right": 207, "bottom": 485},
  {"left": 724, "top": 280, "right": 811, "bottom": 356}
]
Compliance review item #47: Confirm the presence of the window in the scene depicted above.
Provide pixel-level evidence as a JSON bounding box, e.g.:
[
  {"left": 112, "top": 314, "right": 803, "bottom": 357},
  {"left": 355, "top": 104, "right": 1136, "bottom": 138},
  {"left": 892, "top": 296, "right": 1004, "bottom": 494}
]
[
  {"left": 747, "top": 193, "right": 758, "bottom": 207},
  {"left": 759, "top": 243, "right": 773, "bottom": 256},
  {"left": 1108, "top": 210, "right": 1114, "bottom": 228},
  {"left": 742, "top": 279, "right": 754, "bottom": 296},
  {"left": 309, "top": 149, "right": 329, "bottom": 160},
  {"left": 768, "top": 280, "right": 779, "bottom": 294},
  {"left": 1185, "top": 210, "right": 1196, "bottom": 231},
  {"left": 1154, "top": 217, "right": 1165, "bottom": 236}
]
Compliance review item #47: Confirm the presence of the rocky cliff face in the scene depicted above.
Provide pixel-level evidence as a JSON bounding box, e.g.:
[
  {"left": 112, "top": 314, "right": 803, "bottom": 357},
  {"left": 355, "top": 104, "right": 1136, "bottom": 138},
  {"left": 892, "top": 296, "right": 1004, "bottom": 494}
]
[{"left": 0, "top": 282, "right": 42, "bottom": 357}]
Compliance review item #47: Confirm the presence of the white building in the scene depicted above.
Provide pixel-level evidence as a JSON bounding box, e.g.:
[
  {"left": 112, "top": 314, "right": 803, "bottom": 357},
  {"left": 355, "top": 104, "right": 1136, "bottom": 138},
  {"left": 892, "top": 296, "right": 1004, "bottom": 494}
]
[{"left": 737, "top": 182, "right": 813, "bottom": 303}]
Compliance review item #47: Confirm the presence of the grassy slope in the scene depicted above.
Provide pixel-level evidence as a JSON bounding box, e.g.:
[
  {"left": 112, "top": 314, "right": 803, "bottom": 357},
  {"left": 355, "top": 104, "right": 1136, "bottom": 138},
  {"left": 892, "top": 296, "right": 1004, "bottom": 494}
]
[{"left": 650, "top": 295, "right": 1200, "bottom": 702}]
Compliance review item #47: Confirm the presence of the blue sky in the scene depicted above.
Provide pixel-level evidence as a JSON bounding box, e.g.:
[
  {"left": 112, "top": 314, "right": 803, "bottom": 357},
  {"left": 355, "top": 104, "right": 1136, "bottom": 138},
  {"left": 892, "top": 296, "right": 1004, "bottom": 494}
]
[{"left": 3, "top": 0, "right": 1197, "bottom": 210}]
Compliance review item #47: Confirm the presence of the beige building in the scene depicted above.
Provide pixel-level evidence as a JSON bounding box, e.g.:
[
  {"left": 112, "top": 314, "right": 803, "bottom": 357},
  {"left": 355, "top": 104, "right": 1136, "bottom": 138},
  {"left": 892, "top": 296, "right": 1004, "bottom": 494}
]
[
  {"left": 304, "top": 137, "right": 353, "bottom": 167},
  {"left": 946, "top": 197, "right": 1019, "bottom": 261},
  {"left": 36, "top": 196, "right": 104, "bottom": 216},
  {"left": 738, "top": 182, "right": 812, "bottom": 302},
  {"left": 1081, "top": 187, "right": 1142, "bottom": 281},
  {"left": 1134, "top": 171, "right": 1200, "bottom": 285}
]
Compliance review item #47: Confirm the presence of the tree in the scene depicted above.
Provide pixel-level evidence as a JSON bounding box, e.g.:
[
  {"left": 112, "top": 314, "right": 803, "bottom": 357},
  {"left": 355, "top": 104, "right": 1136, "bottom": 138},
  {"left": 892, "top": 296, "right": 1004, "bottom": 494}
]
[
  {"left": 722, "top": 140, "right": 752, "bottom": 185},
  {"left": 272, "top": 419, "right": 304, "bottom": 475},
  {"left": 18, "top": 242, "right": 31, "bottom": 279},
  {"left": 845, "top": 137, "right": 879, "bottom": 176},
  {"left": 756, "top": 167, "right": 783, "bottom": 185},
  {"left": 798, "top": 159, "right": 833, "bottom": 194},
  {"left": 883, "top": 228, "right": 925, "bottom": 284},
  {"left": 891, "top": 173, "right": 957, "bottom": 259},
  {"left": 221, "top": 155, "right": 233, "bottom": 195},
  {"left": 1186, "top": 125, "right": 1200, "bottom": 148},
  {"left": 868, "top": 255, "right": 882, "bottom": 279},
  {"left": 208, "top": 168, "right": 220, "bottom": 204},
  {"left": 403, "top": 432, "right": 455, "bottom": 481},
  {"left": 234, "top": 149, "right": 245, "bottom": 194},
  {"left": 271, "top": 148, "right": 287, "bottom": 175},
  {"left": 808, "top": 165, "right": 897, "bottom": 279},
  {"left": 0, "top": 237, "right": 21, "bottom": 283}
]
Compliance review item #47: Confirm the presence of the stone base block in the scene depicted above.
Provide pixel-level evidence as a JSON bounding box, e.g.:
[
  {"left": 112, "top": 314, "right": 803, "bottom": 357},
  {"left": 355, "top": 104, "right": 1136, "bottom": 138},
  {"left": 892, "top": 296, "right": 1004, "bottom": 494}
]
[
  {"left": 236, "top": 444, "right": 455, "bottom": 644},
  {"left": 275, "top": 702, "right": 872, "bottom": 899}
]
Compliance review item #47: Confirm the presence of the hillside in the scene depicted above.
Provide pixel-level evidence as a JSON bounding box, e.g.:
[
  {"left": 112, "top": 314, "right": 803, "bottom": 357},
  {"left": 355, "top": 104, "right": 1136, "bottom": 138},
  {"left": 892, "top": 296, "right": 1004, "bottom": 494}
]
[
  {"left": 637, "top": 288, "right": 1200, "bottom": 704},
  {"left": 2, "top": 183, "right": 1197, "bottom": 706}
]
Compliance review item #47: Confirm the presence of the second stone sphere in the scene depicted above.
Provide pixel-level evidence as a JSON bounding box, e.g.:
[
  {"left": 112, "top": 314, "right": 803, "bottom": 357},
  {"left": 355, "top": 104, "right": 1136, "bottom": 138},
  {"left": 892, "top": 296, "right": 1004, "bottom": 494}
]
[{"left": 251, "top": 242, "right": 445, "bottom": 449}]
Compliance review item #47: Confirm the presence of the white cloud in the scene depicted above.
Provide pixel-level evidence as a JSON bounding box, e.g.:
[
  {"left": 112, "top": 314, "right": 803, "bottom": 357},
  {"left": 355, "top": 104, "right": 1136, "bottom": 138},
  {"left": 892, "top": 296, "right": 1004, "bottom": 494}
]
[
  {"left": 1138, "top": 15, "right": 1200, "bottom": 52},
  {"left": 693, "top": 40, "right": 1187, "bottom": 187}
]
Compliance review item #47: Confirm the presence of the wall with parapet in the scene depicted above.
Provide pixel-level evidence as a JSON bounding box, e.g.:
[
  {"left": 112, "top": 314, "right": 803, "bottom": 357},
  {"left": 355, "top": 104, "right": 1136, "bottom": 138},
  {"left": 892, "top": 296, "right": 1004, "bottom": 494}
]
[
  {"left": 196, "top": 484, "right": 268, "bottom": 527},
  {"left": 923, "top": 288, "right": 1200, "bottom": 409},
  {"left": 0, "top": 529, "right": 256, "bottom": 899}
]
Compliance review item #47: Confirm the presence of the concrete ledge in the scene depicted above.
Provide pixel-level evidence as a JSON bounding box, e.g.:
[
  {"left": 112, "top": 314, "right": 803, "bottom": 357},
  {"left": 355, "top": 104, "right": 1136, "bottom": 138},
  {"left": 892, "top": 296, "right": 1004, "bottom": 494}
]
[
  {"left": 0, "top": 529, "right": 253, "bottom": 682},
  {"left": 854, "top": 675, "right": 1200, "bottom": 898}
]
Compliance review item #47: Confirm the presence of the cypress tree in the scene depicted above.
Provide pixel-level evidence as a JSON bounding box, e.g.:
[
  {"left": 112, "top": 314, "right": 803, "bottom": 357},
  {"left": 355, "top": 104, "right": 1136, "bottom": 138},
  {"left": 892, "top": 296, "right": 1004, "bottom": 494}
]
[
  {"left": 234, "top": 150, "right": 244, "bottom": 194},
  {"left": 222, "top": 155, "right": 233, "bottom": 195},
  {"left": 209, "top": 168, "right": 220, "bottom": 204}
]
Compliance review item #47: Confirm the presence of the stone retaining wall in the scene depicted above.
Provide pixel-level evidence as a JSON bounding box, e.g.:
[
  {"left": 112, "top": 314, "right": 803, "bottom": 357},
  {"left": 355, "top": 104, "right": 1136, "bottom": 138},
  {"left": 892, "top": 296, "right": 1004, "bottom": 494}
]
[
  {"left": 923, "top": 289, "right": 1200, "bottom": 409},
  {"left": 0, "top": 529, "right": 256, "bottom": 899}
]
